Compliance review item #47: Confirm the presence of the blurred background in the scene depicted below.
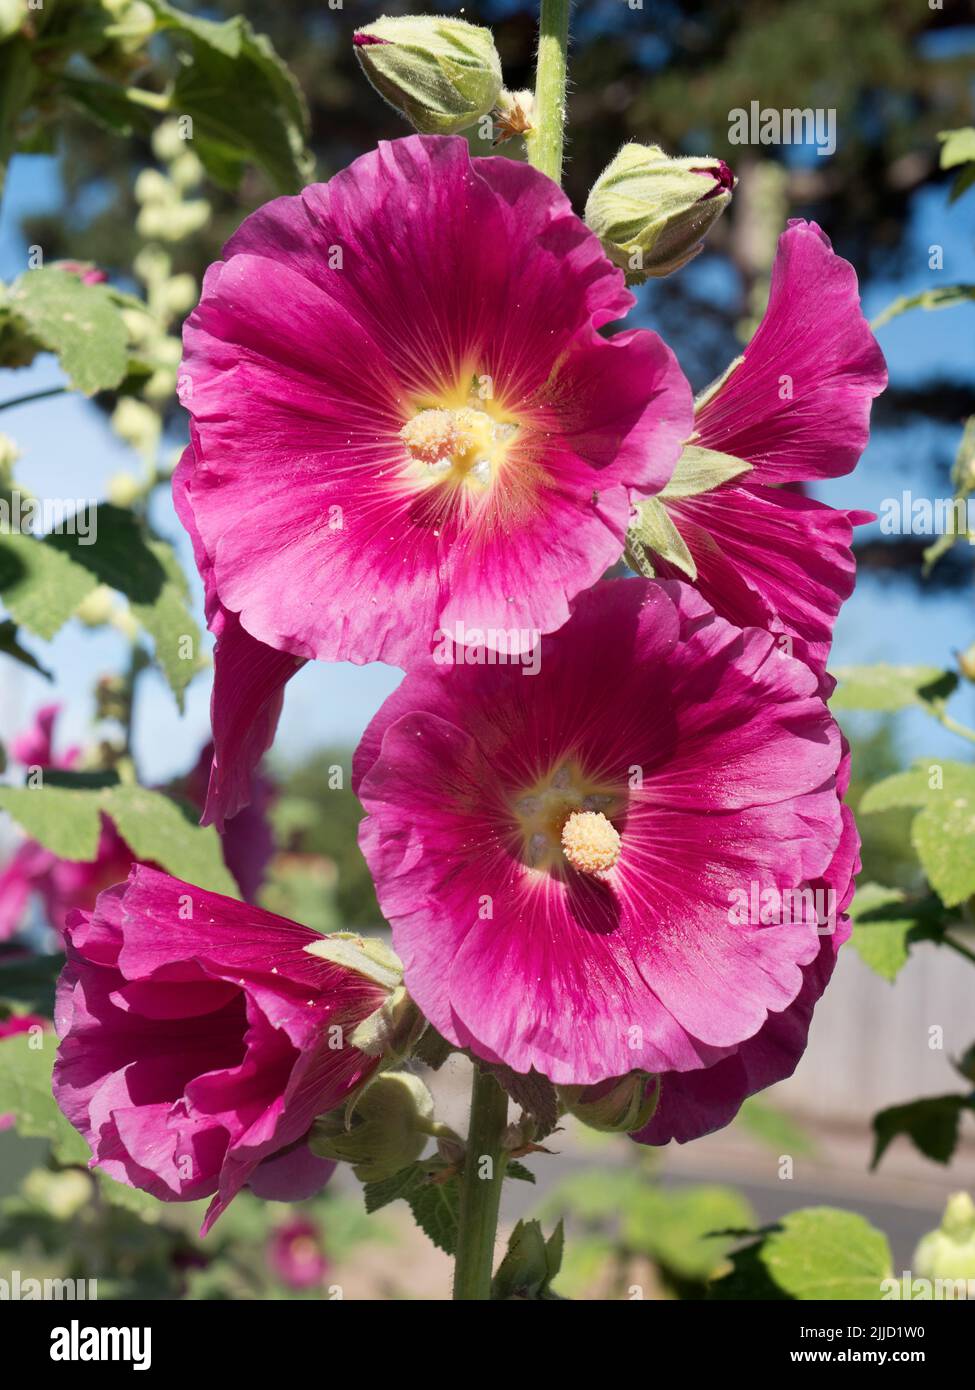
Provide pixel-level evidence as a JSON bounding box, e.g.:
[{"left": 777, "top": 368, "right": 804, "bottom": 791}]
[{"left": 1, "top": 0, "right": 974, "bottom": 1298}]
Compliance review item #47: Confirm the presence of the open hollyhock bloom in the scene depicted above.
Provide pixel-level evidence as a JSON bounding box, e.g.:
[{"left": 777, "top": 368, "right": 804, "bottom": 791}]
[
  {"left": 354, "top": 578, "right": 853, "bottom": 1089},
  {"left": 53, "top": 866, "right": 394, "bottom": 1232},
  {"left": 176, "top": 134, "right": 692, "bottom": 820},
  {"left": 643, "top": 219, "right": 887, "bottom": 679}
]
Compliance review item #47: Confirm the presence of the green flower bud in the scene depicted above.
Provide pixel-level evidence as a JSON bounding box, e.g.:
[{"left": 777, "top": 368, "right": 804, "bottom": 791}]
[
  {"left": 559, "top": 1071, "right": 659, "bottom": 1134},
  {"left": 76, "top": 584, "right": 118, "bottom": 627},
  {"left": 309, "top": 1072, "right": 434, "bottom": 1182},
  {"left": 585, "top": 143, "right": 735, "bottom": 283},
  {"left": 913, "top": 1192, "right": 975, "bottom": 1291},
  {"left": 353, "top": 16, "right": 502, "bottom": 136}
]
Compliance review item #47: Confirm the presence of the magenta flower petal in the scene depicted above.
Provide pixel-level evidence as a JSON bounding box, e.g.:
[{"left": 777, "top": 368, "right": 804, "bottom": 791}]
[
  {"left": 656, "top": 219, "right": 885, "bottom": 677},
  {"left": 663, "top": 483, "right": 873, "bottom": 677},
  {"left": 695, "top": 219, "right": 887, "bottom": 483},
  {"left": 173, "top": 447, "right": 303, "bottom": 830},
  {"left": 53, "top": 866, "right": 389, "bottom": 1232},
  {"left": 355, "top": 578, "right": 847, "bottom": 1087},
  {"left": 633, "top": 803, "right": 859, "bottom": 1144},
  {"left": 179, "top": 135, "right": 692, "bottom": 670}
]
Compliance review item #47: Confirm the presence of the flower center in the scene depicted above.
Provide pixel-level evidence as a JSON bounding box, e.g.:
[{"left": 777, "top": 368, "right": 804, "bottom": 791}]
[
  {"left": 513, "top": 761, "right": 623, "bottom": 876},
  {"left": 561, "top": 811, "right": 621, "bottom": 875},
  {"left": 400, "top": 405, "right": 517, "bottom": 492}
]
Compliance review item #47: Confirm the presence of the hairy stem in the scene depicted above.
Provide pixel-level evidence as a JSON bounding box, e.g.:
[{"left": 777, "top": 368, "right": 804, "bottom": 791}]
[
  {"left": 525, "top": 0, "right": 571, "bottom": 184},
  {"left": 452, "top": 1065, "right": 509, "bottom": 1300}
]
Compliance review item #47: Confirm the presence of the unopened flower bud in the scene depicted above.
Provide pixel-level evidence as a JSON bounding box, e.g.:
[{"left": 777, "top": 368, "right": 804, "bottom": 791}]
[
  {"left": 76, "top": 584, "right": 117, "bottom": 627},
  {"left": 107, "top": 471, "right": 141, "bottom": 508},
  {"left": 353, "top": 16, "right": 502, "bottom": 136},
  {"left": 309, "top": 1072, "right": 434, "bottom": 1182},
  {"left": 585, "top": 143, "right": 735, "bottom": 282},
  {"left": 559, "top": 1071, "right": 659, "bottom": 1134},
  {"left": 912, "top": 1192, "right": 975, "bottom": 1291}
]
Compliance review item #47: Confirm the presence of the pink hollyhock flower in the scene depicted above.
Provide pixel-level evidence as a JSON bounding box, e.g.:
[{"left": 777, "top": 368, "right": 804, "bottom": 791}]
[
  {"left": 0, "top": 708, "right": 274, "bottom": 940},
  {"left": 176, "top": 134, "right": 691, "bottom": 795},
  {"left": 652, "top": 220, "right": 886, "bottom": 678},
  {"left": 9, "top": 702, "right": 81, "bottom": 769},
  {"left": 632, "top": 787, "right": 859, "bottom": 1144},
  {"left": 53, "top": 866, "right": 390, "bottom": 1232},
  {"left": 354, "top": 578, "right": 850, "bottom": 1088},
  {"left": 267, "top": 1217, "right": 330, "bottom": 1290}
]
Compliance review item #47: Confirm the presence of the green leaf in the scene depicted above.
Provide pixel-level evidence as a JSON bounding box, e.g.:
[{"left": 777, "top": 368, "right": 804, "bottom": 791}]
[
  {"left": 830, "top": 664, "right": 958, "bottom": 713},
  {"left": 871, "top": 1095, "right": 973, "bottom": 1170},
  {"left": 550, "top": 1234, "right": 615, "bottom": 1299},
  {"left": 130, "top": 538, "right": 203, "bottom": 709},
  {"left": 539, "top": 1167, "right": 644, "bottom": 1224},
  {"left": 923, "top": 418, "right": 975, "bottom": 572},
  {"left": 491, "top": 1219, "right": 565, "bottom": 1300},
  {"left": 626, "top": 497, "right": 697, "bottom": 580},
  {"left": 859, "top": 763, "right": 975, "bottom": 908},
  {"left": 859, "top": 763, "right": 935, "bottom": 814},
  {"left": 621, "top": 1184, "right": 755, "bottom": 1281},
  {"left": 146, "top": 2, "right": 312, "bottom": 193},
  {"left": 43, "top": 509, "right": 203, "bottom": 704},
  {"left": 0, "top": 781, "right": 237, "bottom": 895},
  {"left": 45, "top": 504, "right": 166, "bottom": 603},
  {"left": 100, "top": 785, "right": 237, "bottom": 895},
  {"left": 61, "top": 75, "right": 155, "bottom": 139},
  {"left": 949, "top": 163, "right": 975, "bottom": 204},
  {"left": 760, "top": 1208, "right": 891, "bottom": 1300},
  {"left": 737, "top": 1099, "right": 817, "bottom": 1156},
  {"left": 848, "top": 883, "right": 944, "bottom": 982},
  {"left": 363, "top": 1160, "right": 460, "bottom": 1254},
  {"left": 938, "top": 127, "right": 975, "bottom": 170},
  {"left": 7, "top": 269, "right": 129, "bottom": 394},
  {"left": 0, "top": 954, "right": 62, "bottom": 1017},
  {"left": 505, "top": 1160, "right": 536, "bottom": 1184},
  {"left": 871, "top": 284, "right": 975, "bottom": 331},
  {"left": 0, "top": 1031, "right": 91, "bottom": 1166},
  {"left": 911, "top": 792, "right": 975, "bottom": 907},
  {"left": 660, "top": 444, "right": 753, "bottom": 499},
  {"left": 0, "top": 785, "right": 102, "bottom": 859},
  {"left": 0, "top": 618, "right": 51, "bottom": 678},
  {"left": 0, "top": 532, "right": 97, "bottom": 640}
]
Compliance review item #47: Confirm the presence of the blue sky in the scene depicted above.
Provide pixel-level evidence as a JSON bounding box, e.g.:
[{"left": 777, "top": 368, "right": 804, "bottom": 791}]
[{"left": 1, "top": 130, "right": 973, "bottom": 785}]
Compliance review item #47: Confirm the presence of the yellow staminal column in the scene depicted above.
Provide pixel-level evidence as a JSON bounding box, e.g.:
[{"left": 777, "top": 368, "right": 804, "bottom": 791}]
[
  {"left": 560, "top": 810, "right": 621, "bottom": 875},
  {"left": 400, "top": 405, "right": 515, "bottom": 492}
]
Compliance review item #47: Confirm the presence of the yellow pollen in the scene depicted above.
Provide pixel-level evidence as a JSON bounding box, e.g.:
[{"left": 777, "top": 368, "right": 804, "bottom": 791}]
[
  {"left": 400, "top": 405, "right": 515, "bottom": 491},
  {"left": 560, "top": 810, "right": 621, "bottom": 876}
]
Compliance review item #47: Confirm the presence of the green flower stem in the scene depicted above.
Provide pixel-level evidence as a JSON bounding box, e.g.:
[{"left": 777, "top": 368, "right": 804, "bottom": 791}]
[
  {"left": 0, "top": 386, "right": 67, "bottom": 413},
  {"left": 452, "top": 1065, "right": 509, "bottom": 1300},
  {"left": 525, "top": 0, "right": 571, "bottom": 184},
  {"left": 935, "top": 709, "right": 975, "bottom": 748}
]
